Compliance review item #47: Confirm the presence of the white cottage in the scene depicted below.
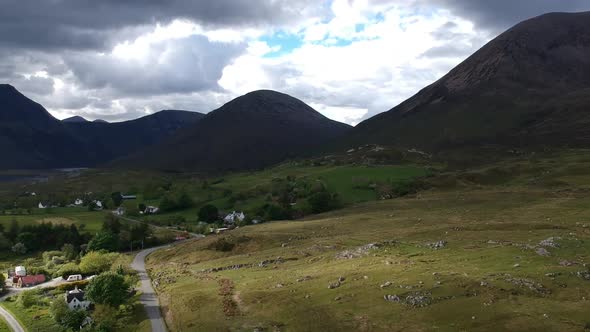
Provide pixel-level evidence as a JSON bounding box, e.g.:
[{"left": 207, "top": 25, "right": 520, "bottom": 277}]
[
  {"left": 65, "top": 287, "right": 91, "bottom": 310},
  {"left": 74, "top": 198, "right": 84, "bottom": 206},
  {"left": 224, "top": 211, "right": 245, "bottom": 224}
]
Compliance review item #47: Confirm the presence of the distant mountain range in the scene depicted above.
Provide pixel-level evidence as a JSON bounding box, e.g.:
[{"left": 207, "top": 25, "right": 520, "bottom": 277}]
[
  {"left": 345, "top": 11, "right": 590, "bottom": 150},
  {"left": 2, "top": 11, "right": 590, "bottom": 171},
  {"left": 0, "top": 84, "right": 203, "bottom": 169},
  {"left": 116, "top": 90, "right": 351, "bottom": 172}
]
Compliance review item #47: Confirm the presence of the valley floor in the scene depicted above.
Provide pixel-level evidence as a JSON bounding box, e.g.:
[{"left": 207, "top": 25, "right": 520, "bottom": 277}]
[{"left": 146, "top": 186, "right": 590, "bottom": 331}]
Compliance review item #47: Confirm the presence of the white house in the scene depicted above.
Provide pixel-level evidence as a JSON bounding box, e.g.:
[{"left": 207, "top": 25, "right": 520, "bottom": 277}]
[
  {"left": 74, "top": 198, "right": 83, "bottom": 206},
  {"left": 144, "top": 206, "right": 159, "bottom": 214},
  {"left": 113, "top": 207, "right": 125, "bottom": 216},
  {"left": 93, "top": 200, "right": 103, "bottom": 210},
  {"left": 65, "top": 287, "right": 91, "bottom": 310},
  {"left": 224, "top": 211, "right": 245, "bottom": 224},
  {"left": 38, "top": 202, "right": 47, "bottom": 209}
]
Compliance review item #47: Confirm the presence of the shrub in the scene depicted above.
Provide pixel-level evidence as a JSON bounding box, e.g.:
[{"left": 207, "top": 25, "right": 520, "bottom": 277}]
[
  {"left": 80, "top": 251, "right": 120, "bottom": 275},
  {"left": 16, "top": 289, "right": 40, "bottom": 308},
  {"left": 307, "top": 191, "right": 342, "bottom": 214},
  {"left": 11, "top": 242, "right": 27, "bottom": 254},
  {"left": 86, "top": 272, "right": 129, "bottom": 307},
  {"left": 198, "top": 204, "right": 219, "bottom": 223},
  {"left": 57, "top": 262, "right": 82, "bottom": 279},
  {"left": 55, "top": 280, "right": 89, "bottom": 292}
]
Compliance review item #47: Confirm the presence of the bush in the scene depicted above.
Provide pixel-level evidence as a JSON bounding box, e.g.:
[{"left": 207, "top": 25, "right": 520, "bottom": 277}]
[
  {"left": 198, "top": 204, "right": 219, "bottom": 223},
  {"left": 80, "top": 251, "right": 120, "bottom": 275},
  {"left": 86, "top": 272, "right": 129, "bottom": 307},
  {"left": 307, "top": 191, "right": 342, "bottom": 214},
  {"left": 57, "top": 262, "right": 82, "bottom": 279},
  {"left": 55, "top": 280, "right": 89, "bottom": 292},
  {"left": 16, "top": 289, "right": 41, "bottom": 308},
  {"left": 11, "top": 242, "right": 27, "bottom": 254}
]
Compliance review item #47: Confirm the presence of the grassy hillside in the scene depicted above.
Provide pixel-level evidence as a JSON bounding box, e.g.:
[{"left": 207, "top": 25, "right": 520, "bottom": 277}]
[{"left": 145, "top": 150, "right": 590, "bottom": 331}]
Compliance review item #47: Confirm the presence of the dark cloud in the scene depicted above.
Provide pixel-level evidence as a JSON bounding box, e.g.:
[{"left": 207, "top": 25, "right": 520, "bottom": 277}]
[
  {"left": 64, "top": 35, "right": 244, "bottom": 96},
  {"left": 0, "top": 0, "right": 319, "bottom": 51},
  {"left": 432, "top": 0, "right": 590, "bottom": 32}
]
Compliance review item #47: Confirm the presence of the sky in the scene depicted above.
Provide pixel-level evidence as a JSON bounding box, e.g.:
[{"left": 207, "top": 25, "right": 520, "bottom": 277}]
[{"left": 2, "top": 0, "right": 590, "bottom": 125}]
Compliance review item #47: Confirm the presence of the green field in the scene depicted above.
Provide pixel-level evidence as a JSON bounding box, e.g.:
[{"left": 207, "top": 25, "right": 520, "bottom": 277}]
[
  {"left": 0, "top": 316, "right": 10, "bottom": 332},
  {"left": 144, "top": 150, "right": 590, "bottom": 331},
  {"left": 0, "top": 208, "right": 107, "bottom": 234}
]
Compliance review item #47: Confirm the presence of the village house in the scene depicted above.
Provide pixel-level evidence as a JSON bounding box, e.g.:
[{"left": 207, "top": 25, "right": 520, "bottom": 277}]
[
  {"left": 113, "top": 207, "right": 125, "bottom": 216},
  {"left": 224, "top": 211, "right": 245, "bottom": 224},
  {"left": 38, "top": 202, "right": 48, "bottom": 209},
  {"left": 16, "top": 274, "right": 46, "bottom": 287},
  {"left": 65, "top": 287, "right": 92, "bottom": 310},
  {"left": 74, "top": 198, "right": 84, "bottom": 206},
  {"left": 143, "top": 206, "right": 159, "bottom": 214}
]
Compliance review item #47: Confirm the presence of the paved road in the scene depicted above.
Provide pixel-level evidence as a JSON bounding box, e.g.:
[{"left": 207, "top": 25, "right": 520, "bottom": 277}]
[
  {"left": 132, "top": 245, "right": 170, "bottom": 332},
  {"left": 0, "top": 305, "right": 25, "bottom": 332}
]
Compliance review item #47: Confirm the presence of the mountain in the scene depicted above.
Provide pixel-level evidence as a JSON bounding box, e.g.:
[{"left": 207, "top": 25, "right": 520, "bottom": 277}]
[
  {"left": 93, "top": 119, "right": 108, "bottom": 123},
  {"left": 118, "top": 90, "right": 352, "bottom": 172},
  {"left": 62, "top": 116, "right": 89, "bottom": 123},
  {"left": 0, "top": 84, "right": 204, "bottom": 169},
  {"left": 63, "top": 110, "right": 205, "bottom": 164},
  {"left": 345, "top": 12, "right": 590, "bottom": 151},
  {"left": 0, "top": 84, "right": 89, "bottom": 169}
]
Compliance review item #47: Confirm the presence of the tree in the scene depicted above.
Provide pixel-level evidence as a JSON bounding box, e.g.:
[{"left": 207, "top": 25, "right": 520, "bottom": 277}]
[
  {"left": 198, "top": 204, "right": 219, "bottom": 223},
  {"left": 159, "top": 195, "right": 177, "bottom": 212},
  {"left": 177, "top": 192, "right": 194, "bottom": 209},
  {"left": 85, "top": 272, "right": 129, "bottom": 307},
  {"left": 49, "top": 299, "right": 69, "bottom": 326},
  {"left": 87, "top": 231, "right": 119, "bottom": 252},
  {"left": 0, "top": 273, "right": 5, "bottom": 291},
  {"left": 102, "top": 215, "right": 121, "bottom": 234},
  {"left": 57, "top": 262, "right": 82, "bottom": 279},
  {"left": 16, "top": 290, "right": 38, "bottom": 308},
  {"left": 307, "top": 191, "right": 342, "bottom": 214},
  {"left": 6, "top": 219, "right": 19, "bottom": 241},
  {"left": 62, "top": 243, "right": 79, "bottom": 261},
  {"left": 62, "top": 309, "right": 87, "bottom": 331},
  {"left": 92, "top": 304, "right": 118, "bottom": 331},
  {"left": 111, "top": 192, "right": 123, "bottom": 207},
  {"left": 79, "top": 251, "right": 119, "bottom": 275},
  {"left": 11, "top": 242, "right": 27, "bottom": 255}
]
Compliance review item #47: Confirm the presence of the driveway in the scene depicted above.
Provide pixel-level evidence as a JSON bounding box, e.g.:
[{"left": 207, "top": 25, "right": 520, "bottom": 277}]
[
  {"left": 0, "top": 304, "right": 25, "bottom": 332},
  {"left": 132, "top": 246, "right": 170, "bottom": 332}
]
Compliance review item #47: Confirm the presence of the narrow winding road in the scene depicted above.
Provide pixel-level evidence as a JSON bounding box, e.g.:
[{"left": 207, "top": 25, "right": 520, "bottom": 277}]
[
  {"left": 131, "top": 245, "right": 171, "bottom": 332},
  {"left": 0, "top": 305, "right": 24, "bottom": 332}
]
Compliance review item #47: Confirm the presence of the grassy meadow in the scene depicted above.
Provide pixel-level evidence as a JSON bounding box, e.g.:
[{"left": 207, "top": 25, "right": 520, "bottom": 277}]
[{"left": 144, "top": 150, "right": 590, "bottom": 331}]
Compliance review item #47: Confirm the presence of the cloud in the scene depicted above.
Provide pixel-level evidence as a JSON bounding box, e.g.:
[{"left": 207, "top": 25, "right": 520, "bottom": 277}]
[
  {"left": 0, "top": 0, "right": 323, "bottom": 51},
  {"left": 425, "top": 0, "right": 590, "bottom": 32},
  {"left": 2, "top": 0, "right": 590, "bottom": 126}
]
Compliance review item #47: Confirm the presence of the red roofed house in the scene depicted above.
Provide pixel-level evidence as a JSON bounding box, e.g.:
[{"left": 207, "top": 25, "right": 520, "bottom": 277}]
[{"left": 16, "top": 274, "right": 46, "bottom": 288}]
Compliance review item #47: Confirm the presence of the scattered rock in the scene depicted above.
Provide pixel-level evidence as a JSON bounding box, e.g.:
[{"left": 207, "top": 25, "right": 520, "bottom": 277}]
[
  {"left": 480, "top": 281, "right": 489, "bottom": 287},
  {"left": 335, "top": 241, "right": 397, "bottom": 259},
  {"left": 304, "top": 294, "right": 311, "bottom": 299},
  {"left": 403, "top": 292, "right": 432, "bottom": 307},
  {"left": 545, "top": 272, "right": 559, "bottom": 278},
  {"left": 513, "top": 263, "right": 520, "bottom": 268},
  {"left": 539, "top": 237, "right": 561, "bottom": 248},
  {"left": 559, "top": 260, "right": 576, "bottom": 267},
  {"left": 276, "top": 283, "right": 284, "bottom": 288},
  {"left": 535, "top": 247, "right": 550, "bottom": 256},
  {"left": 338, "top": 276, "right": 346, "bottom": 283},
  {"left": 576, "top": 271, "right": 590, "bottom": 280},
  {"left": 296, "top": 276, "right": 312, "bottom": 282},
  {"left": 426, "top": 240, "right": 447, "bottom": 250},
  {"left": 380, "top": 281, "right": 393, "bottom": 289},
  {"left": 334, "top": 296, "right": 341, "bottom": 301},
  {"left": 384, "top": 294, "right": 400, "bottom": 302},
  {"left": 363, "top": 276, "right": 369, "bottom": 280},
  {"left": 504, "top": 275, "right": 549, "bottom": 295},
  {"left": 329, "top": 281, "right": 341, "bottom": 289}
]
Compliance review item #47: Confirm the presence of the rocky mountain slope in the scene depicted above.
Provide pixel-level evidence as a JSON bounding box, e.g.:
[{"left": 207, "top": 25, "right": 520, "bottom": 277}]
[
  {"left": 345, "top": 11, "right": 590, "bottom": 150},
  {"left": 118, "top": 90, "right": 352, "bottom": 172}
]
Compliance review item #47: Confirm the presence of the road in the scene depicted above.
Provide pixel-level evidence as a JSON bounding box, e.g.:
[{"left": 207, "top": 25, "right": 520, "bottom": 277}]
[
  {"left": 131, "top": 245, "right": 171, "bottom": 332},
  {"left": 0, "top": 305, "right": 24, "bottom": 332}
]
